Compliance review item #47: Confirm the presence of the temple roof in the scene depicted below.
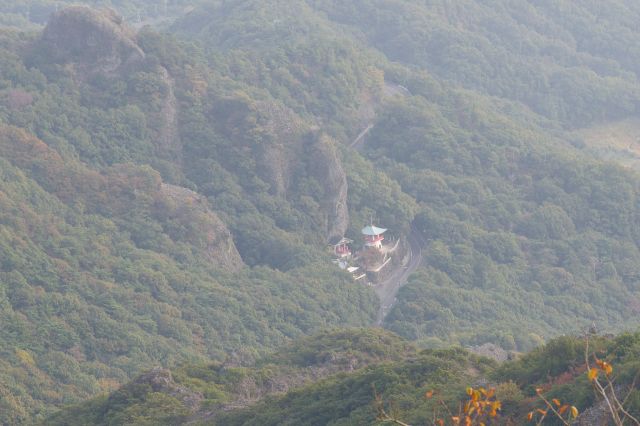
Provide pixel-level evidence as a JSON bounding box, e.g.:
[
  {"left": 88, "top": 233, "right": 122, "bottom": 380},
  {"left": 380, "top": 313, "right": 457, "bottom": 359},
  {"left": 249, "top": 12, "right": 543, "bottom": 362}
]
[
  {"left": 361, "top": 225, "right": 387, "bottom": 236},
  {"left": 329, "top": 236, "right": 353, "bottom": 245}
]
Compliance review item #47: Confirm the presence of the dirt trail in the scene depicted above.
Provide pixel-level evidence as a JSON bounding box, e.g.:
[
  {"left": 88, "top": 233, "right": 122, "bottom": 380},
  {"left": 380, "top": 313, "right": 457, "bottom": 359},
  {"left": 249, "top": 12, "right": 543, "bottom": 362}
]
[
  {"left": 349, "top": 124, "right": 373, "bottom": 149},
  {"left": 374, "top": 225, "right": 425, "bottom": 326},
  {"left": 347, "top": 85, "right": 420, "bottom": 325}
]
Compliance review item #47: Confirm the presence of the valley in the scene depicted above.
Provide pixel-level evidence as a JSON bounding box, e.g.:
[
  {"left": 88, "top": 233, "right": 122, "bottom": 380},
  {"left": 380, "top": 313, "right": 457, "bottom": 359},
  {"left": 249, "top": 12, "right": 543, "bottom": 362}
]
[{"left": 2, "top": 0, "right": 640, "bottom": 424}]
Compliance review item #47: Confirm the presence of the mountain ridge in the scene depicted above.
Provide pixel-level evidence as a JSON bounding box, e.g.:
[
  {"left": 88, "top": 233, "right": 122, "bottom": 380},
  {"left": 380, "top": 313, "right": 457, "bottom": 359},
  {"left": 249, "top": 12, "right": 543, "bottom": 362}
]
[{"left": 46, "top": 328, "right": 640, "bottom": 426}]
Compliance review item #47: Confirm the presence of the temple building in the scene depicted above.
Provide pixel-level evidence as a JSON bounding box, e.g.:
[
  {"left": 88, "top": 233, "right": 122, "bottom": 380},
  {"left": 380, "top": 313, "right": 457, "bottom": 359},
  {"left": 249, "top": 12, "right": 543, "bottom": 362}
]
[
  {"left": 361, "top": 224, "right": 387, "bottom": 249},
  {"left": 329, "top": 222, "right": 396, "bottom": 284},
  {"left": 332, "top": 237, "right": 353, "bottom": 258}
]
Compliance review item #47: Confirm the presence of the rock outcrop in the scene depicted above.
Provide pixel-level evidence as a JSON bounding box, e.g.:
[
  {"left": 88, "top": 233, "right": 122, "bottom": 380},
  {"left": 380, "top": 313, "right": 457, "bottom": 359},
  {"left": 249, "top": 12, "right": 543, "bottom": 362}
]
[
  {"left": 253, "top": 101, "right": 309, "bottom": 197},
  {"left": 160, "top": 184, "right": 244, "bottom": 272},
  {"left": 573, "top": 387, "right": 625, "bottom": 426},
  {"left": 34, "top": 6, "right": 184, "bottom": 165},
  {"left": 209, "top": 97, "right": 349, "bottom": 241},
  {"left": 156, "top": 67, "right": 183, "bottom": 164},
  {"left": 305, "top": 134, "right": 350, "bottom": 242},
  {"left": 250, "top": 103, "right": 350, "bottom": 241},
  {"left": 468, "top": 342, "right": 511, "bottom": 362},
  {"left": 129, "top": 368, "right": 203, "bottom": 411},
  {"left": 36, "top": 6, "right": 145, "bottom": 75}
]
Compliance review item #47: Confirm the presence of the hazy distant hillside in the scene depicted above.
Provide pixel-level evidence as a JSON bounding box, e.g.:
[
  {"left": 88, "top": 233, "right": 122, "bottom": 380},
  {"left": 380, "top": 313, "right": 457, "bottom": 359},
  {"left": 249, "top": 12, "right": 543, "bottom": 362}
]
[
  {"left": 3, "top": 1, "right": 640, "bottom": 423},
  {"left": 0, "top": 0, "right": 198, "bottom": 28},
  {"left": 311, "top": 0, "right": 640, "bottom": 126}
]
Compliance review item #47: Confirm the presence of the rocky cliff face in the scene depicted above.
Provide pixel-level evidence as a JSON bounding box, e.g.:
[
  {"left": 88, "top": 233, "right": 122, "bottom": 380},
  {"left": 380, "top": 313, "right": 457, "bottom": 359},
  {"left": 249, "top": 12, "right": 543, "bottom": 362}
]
[
  {"left": 255, "top": 113, "right": 350, "bottom": 241},
  {"left": 305, "top": 134, "right": 350, "bottom": 242},
  {"left": 209, "top": 97, "right": 350, "bottom": 241},
  {"left": 157, "top": 67, "right": 183, "bottom": 165},
  {"left": 253, "top": 101, "right": 308, "bottom": 197},
  {"left": 37, "top": 6, "right": 145, "bottom": 75},
  {"left": 33, "top": 5, "right": 350, "bottom": 247},
  {"left": 33, "top": 7, "right": 183, "bottom": 164}
]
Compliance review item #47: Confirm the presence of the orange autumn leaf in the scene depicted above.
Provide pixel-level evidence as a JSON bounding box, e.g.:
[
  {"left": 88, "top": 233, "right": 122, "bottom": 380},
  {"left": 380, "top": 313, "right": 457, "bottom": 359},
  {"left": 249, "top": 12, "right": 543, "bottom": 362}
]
[
  {"left": 552, "top": 398, "right": 561, "bottom": 407},
  {"left": 527, "top": 411, "right": 534, "bottom": 421},
  {"left": 571, "top": 406, "right": 579, "bottom": 418},
  {"left": 559, "top": 405, "right": 569, "bottom": 415},
  {"left": 425, "top": 390, "right": 434, "bottom": 399},
  {"left": 588, "top": 368, "right": 598, "bottom": 381}
]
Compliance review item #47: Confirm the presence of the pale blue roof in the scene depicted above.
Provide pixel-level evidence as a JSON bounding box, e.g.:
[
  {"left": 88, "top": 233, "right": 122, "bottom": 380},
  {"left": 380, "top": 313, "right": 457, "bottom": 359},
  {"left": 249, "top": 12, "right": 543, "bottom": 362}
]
[{"left": 361, "top": 225, "right": 387, "bottom": 235}]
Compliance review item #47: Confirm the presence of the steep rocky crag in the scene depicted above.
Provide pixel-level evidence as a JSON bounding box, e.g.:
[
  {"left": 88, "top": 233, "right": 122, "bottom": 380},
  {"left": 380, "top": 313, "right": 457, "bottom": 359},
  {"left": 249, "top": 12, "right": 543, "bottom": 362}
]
[{"left": 35, "top": 6, "right": 145, "bottom": 75}]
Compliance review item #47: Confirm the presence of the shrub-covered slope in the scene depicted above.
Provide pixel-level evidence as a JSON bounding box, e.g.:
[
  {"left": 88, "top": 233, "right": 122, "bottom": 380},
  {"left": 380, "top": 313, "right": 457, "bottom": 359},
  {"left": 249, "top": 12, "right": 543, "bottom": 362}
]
[
  {"left": 46, "top": 329, "right": 640, "bottom": 426},
  {"left": 0, "top": 124, "right": 379, "bottom": 423},
  {"left": 43, "top": 328, "right": 469, "bottom": 425}
]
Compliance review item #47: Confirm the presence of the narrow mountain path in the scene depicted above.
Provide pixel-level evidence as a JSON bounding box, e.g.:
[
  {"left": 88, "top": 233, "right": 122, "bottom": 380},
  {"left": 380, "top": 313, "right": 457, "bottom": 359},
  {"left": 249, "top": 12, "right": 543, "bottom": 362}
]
[
  {"left": 374, "top": 225, "right": 425, "bottom": 326},
  {"left": 349, "top": 123, "right": 373, "bottom": 149},
  {"left": 348, "top": 122, "right": 425, "bottom": 326},
  {"left": 348, "top": 82, "right": 409, "bottom": 150}
]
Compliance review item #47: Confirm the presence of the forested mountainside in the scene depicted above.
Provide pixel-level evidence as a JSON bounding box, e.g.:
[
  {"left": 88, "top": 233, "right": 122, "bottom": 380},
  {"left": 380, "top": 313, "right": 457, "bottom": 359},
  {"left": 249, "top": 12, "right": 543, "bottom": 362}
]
[
  {"left": 46, "top": 328, "right": 640, "bottom": 425},
  {"left": 0, "top": 7, "right": 388, "bottom": 422},
  {"left": 3, "top": 0, "right": 640, "bottom": 423},
  {"left": 165, "top": 0, "right": 640, "bottom": 349}
]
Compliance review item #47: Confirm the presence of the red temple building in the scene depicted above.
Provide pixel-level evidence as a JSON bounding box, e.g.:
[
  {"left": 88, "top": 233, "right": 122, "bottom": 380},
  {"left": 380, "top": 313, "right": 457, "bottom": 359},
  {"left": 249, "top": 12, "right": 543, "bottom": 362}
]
[
  {"left": 332, "top": 237, "right": 353, "bottom": 258},
  {"left": 361, "top": 224, "right": 387, "bottom": 249}
]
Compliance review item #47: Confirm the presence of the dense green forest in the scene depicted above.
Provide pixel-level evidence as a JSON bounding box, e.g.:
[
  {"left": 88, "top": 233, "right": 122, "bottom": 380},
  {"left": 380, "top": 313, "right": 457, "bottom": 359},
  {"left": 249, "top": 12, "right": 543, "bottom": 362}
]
[
  {"left": 45, "top": 328, "right": 640, "bottom": 425},
  {"left": 166, "top": 0, "right": 640, "bottom": 349},
  {"left": 0, "top": 5, "right": 389, "bottom": 422},
  {"left": 2, "top": 0, "right": 640, "bottom": 423}
]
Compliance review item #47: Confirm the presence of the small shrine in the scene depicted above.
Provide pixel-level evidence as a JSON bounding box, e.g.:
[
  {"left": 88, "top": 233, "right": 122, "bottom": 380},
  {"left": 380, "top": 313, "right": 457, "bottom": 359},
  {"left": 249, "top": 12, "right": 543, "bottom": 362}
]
[
  {"left": 361, "top": 224, "right": 387, "bottom": 249},
  {"left": 329, "top": 220, "right": 399, "bottom": 284},
  {"left": 332, "top": 237, "right": 353, "bottom": 258}
]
